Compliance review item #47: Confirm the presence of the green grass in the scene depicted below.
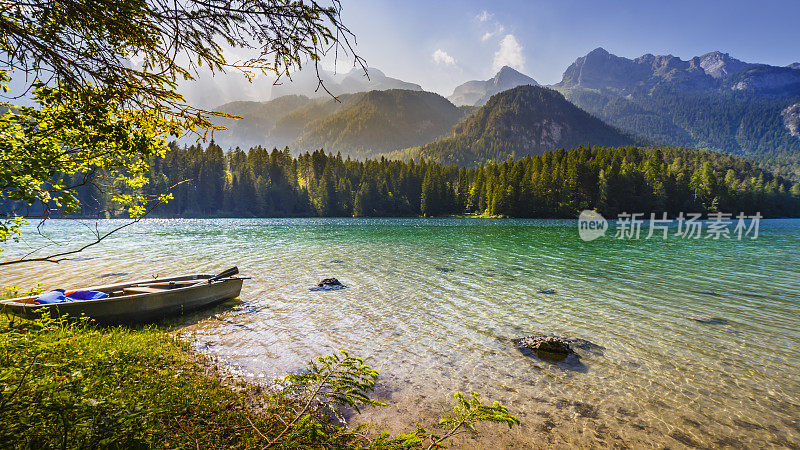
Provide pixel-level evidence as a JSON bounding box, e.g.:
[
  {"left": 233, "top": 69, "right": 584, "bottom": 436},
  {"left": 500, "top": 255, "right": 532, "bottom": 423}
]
[
  {"left": 0, "top": 313, "right": 282, "bottom": 448},
  {"left": 0, "top": 288, "right": 518, "bottom": 449}
]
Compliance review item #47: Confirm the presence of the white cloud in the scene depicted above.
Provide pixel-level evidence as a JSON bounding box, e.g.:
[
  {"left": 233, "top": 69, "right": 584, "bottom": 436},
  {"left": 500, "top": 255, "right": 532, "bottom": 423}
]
[
  {"left": 492, "top": 34, "right": 525, "bottom": 72},
  {"left": 476, "top": 10, "right": 492, "bottom": 22},
  {"left": 481, "top": 24, "right": 505, "bottom": 42},
  {"left": 432, "top": 49, "right": 456, "bottom": 66}
]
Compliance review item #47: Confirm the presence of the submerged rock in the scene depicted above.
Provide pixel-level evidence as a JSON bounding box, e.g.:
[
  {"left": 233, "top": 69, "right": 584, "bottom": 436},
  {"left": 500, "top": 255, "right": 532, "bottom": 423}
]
[
  {"left": 310, "top": 278, "right": 347, "bottom": 291},
  {"left": 512, "top": 334, "right": 604, "bottom": 365},
  {"left": 232, "top": 303, "right": 265, "bottom": 314},
  {"left": 692, "top": 317, "right": 730, "bottom": 325},
  {"left": 318, "top": 278, "right": 342, "bottom": 287},
  {"left": 513, "top": 335, "right": 574, "bottom": 355},
  {"left": 98, "top": 272, "right": 129, "bottom": 278}
]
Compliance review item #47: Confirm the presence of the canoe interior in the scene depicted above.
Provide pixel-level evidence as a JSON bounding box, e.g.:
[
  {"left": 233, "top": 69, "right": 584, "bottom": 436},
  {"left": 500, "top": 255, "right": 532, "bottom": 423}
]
[
  {"left": 0, "top": 274, "right": 244, "bottom": 324},
  {"left": 3, "top": 274, "right": 213, "bottom": 306}
]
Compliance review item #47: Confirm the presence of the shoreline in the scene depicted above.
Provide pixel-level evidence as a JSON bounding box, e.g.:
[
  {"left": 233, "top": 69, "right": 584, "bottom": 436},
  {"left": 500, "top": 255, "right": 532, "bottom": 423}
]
[{"left": 0, "top": 308, "right": 518, "bottom": 448}]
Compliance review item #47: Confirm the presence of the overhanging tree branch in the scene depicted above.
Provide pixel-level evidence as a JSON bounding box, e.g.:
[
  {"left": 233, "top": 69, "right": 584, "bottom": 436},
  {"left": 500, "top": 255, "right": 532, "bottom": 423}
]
[{"left": 0, "top": 180, "right": 189, "bottom": 266}]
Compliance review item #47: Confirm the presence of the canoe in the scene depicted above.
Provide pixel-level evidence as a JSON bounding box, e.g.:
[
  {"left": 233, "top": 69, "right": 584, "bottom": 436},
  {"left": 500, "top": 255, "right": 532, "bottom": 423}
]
[{"left": 0, "top": 274, "right": 244, "bottom": 324}]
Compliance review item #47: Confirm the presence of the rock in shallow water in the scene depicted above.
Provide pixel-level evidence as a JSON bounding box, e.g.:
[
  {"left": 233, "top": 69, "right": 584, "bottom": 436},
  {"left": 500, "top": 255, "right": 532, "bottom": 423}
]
[
  {"left": 512, "top": 335, "right": 574, "bottom": 355},
  {"left": 318, "top": 277, "right": 342, "bottom": 287},
  {"left": 310, "top": 278, "right": 347, "bottom": 291},
  {"left": 512, "top": 334, "right": 605, "bottom": 365},
  {"left": 98, "top": 272, "right": 129, "bottom": 278}
]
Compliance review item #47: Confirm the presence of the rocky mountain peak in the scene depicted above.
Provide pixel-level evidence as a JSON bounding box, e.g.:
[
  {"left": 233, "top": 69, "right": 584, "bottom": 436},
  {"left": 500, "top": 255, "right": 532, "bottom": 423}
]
[
  {"left": 587, "top": 47, "right": 610, "bottom": 57},
  {"left": 559, "top": 48, "right": 650, "bottom": 91},
  {"left": 697, "top": 51, "right": 750, "bottom": 79},
  {"left": 447, "top": 66, "right": 538, "bottom": 106},
  {"left": 490, "top": 66, "right": 538, "bottom": 89}
]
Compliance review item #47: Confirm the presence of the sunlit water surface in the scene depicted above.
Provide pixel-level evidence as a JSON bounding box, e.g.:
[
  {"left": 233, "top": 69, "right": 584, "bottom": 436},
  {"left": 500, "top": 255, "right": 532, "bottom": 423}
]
[{"left": 3, "top": 218, "right": 800, "bottom": 448}]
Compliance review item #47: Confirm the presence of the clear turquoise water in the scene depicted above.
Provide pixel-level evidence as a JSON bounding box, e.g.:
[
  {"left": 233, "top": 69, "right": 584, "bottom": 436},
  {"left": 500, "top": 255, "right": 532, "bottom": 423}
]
[{"left": 3, "top": 218, "right": 800, "bottom": 447}]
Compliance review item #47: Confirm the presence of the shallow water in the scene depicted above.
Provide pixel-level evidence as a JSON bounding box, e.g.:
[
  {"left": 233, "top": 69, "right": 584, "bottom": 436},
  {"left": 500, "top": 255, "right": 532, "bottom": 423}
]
[{"left": 3, "top": 218, "right": 800, "bottom": 448}]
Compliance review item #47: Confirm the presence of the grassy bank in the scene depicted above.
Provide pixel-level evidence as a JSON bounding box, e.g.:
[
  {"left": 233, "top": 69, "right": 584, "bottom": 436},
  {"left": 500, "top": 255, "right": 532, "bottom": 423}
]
[{"left": 0, "top": 289, "right": 518, "bottom": 449}]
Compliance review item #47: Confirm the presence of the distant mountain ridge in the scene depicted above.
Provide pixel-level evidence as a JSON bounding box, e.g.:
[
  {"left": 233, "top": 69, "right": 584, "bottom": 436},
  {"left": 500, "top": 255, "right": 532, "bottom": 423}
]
[
  {"left": 557, "top": 47, "right": 800, "bottom": 95},
  {"left": 294, "top": 89, "right": 465, "bottom": 158},
  {"left": 417, "top": 85, "right": 637, "bottom": 165},
  {"left": 448, "top": 66, "right": 539, "bottom": 106}
]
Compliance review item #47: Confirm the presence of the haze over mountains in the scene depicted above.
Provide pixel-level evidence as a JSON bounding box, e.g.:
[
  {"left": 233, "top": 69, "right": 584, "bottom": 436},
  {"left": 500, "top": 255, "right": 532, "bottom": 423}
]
[
  {"left": 211, "top": 90, "right": 468, "bottom": 158},
  {"left": 208, "top": 49, "right": 800, "bottom": 174},
  {"left": 269, "top": 66, "right": 421, "bottom": 99}
]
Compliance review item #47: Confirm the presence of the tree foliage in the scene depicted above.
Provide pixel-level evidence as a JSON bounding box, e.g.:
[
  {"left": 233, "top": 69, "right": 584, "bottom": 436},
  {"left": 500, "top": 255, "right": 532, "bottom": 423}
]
[
  {"left": 23, "top": 143, "right": 798, "bottom": 222},
  {"left": 1, "top": 0, "right": 363, "bottom": 259},
  {"left": 1, "top": 0, "right": 362, "bottom": 122}
]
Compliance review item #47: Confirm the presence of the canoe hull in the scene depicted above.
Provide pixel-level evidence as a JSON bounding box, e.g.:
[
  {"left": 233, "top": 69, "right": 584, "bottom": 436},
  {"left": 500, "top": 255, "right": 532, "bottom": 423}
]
[{"left": 1, "top": 275, "right": 244, "bottom": 325}]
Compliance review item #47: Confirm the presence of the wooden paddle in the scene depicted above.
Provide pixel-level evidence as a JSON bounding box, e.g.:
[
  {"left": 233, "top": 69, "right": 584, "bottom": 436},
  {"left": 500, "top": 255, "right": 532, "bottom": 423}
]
[
  {"left": 178, "top": 266, "right": 240, "bottom": 288},
  {"left": 206, "top": 266, "right": 239, "bottom": 283}
]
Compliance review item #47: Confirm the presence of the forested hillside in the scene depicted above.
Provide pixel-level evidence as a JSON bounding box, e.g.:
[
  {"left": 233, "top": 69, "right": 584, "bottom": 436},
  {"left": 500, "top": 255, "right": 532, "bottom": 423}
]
[
  {"left": 213, "top": 95, "right": 316, "bottom": 149},
  {"left": 42, "top": 143, "right": 800, "bottom": 219},
  {"left": 200, "top": 50, "right": 800, "bottom": 178},
  {"left": 416, "top": 86, "right": 639, "bottom": 165},
  {"left": 559, "top": 87, "right": 800, "bottom": 177},
  {"left": 296, "top": 90, "right": 466, "bottom": 158},
  {"left": 210, "top": 90, "right": 468, "bottom": 158}
]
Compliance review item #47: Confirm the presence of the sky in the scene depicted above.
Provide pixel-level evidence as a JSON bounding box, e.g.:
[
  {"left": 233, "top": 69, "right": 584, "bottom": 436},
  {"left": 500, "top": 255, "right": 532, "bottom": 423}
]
[
  {"left": 6, "top": 0, "right": 800, "bottom": 107},
  {"left": 177, "top": 0, "right": 800, "bottom": 106},
  {"left": 333, "top": 0, "right": 800, "bottom": 93}
]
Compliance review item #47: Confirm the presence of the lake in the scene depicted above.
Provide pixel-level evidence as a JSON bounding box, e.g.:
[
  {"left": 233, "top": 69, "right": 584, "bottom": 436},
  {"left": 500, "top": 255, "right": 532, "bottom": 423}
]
[{"left": 2, "top": 218, "right": 800, "bottom": 447}]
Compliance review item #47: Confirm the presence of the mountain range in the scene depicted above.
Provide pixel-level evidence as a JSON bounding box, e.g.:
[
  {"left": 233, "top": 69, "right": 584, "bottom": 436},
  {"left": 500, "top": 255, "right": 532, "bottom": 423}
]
[
  {"left": 553, "top": 48, "right": 800, "bottom": 176},
  {"left": 207, "top": 49, "right": 800, "bottom": 176},
  {"left": 556, "top": 48, "right": 800, "bottom": 95}
]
